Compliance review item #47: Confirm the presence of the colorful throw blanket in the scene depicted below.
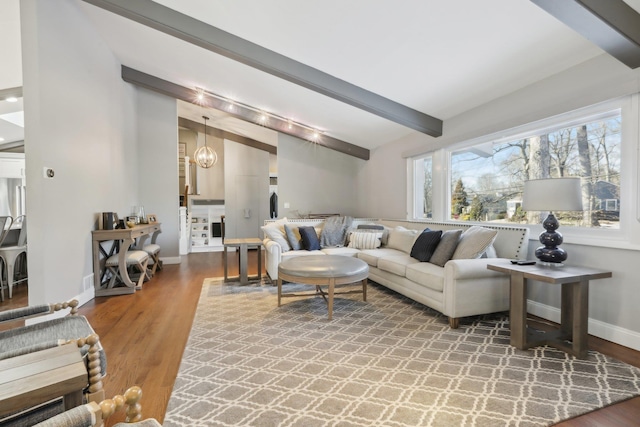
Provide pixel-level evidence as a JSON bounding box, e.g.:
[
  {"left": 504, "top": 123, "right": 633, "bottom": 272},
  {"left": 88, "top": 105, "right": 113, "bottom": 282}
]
[{"left": 320, "top": 216, "right": 353, "bottom": 248}]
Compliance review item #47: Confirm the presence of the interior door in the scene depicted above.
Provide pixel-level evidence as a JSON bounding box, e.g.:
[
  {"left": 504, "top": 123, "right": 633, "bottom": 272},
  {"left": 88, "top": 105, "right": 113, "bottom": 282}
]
[{"left": 234, "top": 175, "right": 260, "bottom": 238}]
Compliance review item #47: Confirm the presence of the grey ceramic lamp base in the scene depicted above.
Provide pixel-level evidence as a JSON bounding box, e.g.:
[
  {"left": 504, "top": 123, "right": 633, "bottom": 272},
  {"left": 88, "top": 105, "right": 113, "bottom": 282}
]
[{"left": 535, "top": 213, "right": 567, "bottom": 266}]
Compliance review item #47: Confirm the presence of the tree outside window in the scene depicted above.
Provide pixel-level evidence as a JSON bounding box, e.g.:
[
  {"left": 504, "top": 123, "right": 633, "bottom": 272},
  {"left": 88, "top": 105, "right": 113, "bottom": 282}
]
[{"left": 449, "top": 112, "right": 621, "bottom": 228}]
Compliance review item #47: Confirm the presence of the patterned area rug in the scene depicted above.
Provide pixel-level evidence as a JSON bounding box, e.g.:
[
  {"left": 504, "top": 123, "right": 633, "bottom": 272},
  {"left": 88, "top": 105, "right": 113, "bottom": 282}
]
[{"left": 164, "top": 279, "right": 640, "bottom": 427}]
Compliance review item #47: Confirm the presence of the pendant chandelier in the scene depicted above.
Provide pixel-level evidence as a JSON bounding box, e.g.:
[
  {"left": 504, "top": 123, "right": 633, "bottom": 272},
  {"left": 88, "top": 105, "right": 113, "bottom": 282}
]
[{"left": 194, "top": 115, "right": 218, "bottom": 168}]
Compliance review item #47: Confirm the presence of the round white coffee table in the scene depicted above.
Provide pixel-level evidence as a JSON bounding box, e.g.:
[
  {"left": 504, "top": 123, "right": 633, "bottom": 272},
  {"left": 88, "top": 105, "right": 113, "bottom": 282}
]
[{"left": 277, "top": 255, "right": 369, "bottom": 320}]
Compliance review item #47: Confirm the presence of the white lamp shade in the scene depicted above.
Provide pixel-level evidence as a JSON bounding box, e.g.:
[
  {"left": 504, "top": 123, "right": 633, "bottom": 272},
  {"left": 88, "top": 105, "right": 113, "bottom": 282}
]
[{"left": 522, "top": 177, "right": 583, "bottom": 212}]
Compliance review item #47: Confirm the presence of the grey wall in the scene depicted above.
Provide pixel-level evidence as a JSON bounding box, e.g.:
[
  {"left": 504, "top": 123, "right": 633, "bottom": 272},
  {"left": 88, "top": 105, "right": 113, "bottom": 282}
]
[
  {"left": 22, "top": 0, "right": 138, "bottom": 304},
  {"left": 224, "top": 140, "right": 269, "bottom": 238},
  {"left": 359, "top": 53, "right": 640, "bottom": 350},
  {"left": 137, "top": 88, "right": 179, "bottom": 259},
  {"left": 278, "top": 133, "right": 364, "bottom": 218}
]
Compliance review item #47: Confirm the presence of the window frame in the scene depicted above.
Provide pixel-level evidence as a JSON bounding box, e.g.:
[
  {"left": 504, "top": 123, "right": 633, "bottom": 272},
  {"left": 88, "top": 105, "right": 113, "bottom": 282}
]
[{"left": 408, "top": 95, "right": 640, "bottom": 250}]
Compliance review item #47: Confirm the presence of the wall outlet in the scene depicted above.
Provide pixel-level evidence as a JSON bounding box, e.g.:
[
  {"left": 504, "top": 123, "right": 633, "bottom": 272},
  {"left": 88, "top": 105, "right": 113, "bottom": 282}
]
[
  {"left": 284, "top": 202, "right": 290, "bottom": 208},
  {"left": 43, "top": 167, "right": 55, "bottom": 179},
  {"left": 83, "top": 274, "right": 94, "bottom": 291}
]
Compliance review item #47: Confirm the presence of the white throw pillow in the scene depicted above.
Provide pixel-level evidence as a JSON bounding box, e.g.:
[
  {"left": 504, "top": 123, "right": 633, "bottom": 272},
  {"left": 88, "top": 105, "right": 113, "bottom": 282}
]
[
  {"left": 261, "top": 218, "right": 291, "bottom": 252},
  {"left": 386, "top": 226, "right": 420, "bottom": 254},
  {"left": 451, "top": 226, "right": 498, "bottom": 260},
  {"left": 348, "top": 231, "right": 383, "bottom": 249}
]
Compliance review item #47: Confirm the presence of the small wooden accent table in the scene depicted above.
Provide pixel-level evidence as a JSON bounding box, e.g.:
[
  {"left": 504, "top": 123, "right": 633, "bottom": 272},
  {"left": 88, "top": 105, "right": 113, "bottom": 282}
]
[
  {"left": 223, "top": 238, "right": 263, "bottom": 285},
  {"left": 92, "top": 223, "right": 162, "bottom": 296},
  {"left": 0, "top": 344, "right": 88, "bottom": 418},
  {"left": 487, "top": 260, "right": 612, "bottom": 358}
]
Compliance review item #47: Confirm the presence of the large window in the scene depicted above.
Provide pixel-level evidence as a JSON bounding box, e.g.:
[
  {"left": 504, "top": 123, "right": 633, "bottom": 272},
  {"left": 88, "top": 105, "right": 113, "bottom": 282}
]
[
  {"left": 449, "top": 111, "right": 621, "bottom": 228},
  {"left": 413, "top": 155, "right": 433, "bottom": 219}
]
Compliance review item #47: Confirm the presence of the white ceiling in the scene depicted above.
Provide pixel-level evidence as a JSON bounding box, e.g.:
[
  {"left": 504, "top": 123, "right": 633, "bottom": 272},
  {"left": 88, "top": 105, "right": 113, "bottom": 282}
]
[{"left": 3, "top": 0, "right": 640, "bottom": 151}]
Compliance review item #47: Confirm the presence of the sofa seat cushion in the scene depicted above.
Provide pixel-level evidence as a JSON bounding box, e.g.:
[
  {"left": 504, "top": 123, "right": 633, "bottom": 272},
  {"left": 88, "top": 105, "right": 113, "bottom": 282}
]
[
  {"left": 321, "top": 247, "right": 360, "bottom": 257},
  {"left": 377, "top": 255, "right": 420, "bottom": 277},
  {"left": 357, "top": 248, "right": 405, "bottom": 267},
  {"left": 281, "top": 250, "right": 325, "bottom": 260},
  {"left": 406, "top": 262, "right": 445, "bottom": 292}
]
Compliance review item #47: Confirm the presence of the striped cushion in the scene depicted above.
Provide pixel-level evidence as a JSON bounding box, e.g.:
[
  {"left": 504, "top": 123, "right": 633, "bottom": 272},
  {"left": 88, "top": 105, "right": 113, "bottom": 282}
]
[
  {"left": 451, "top": 226, "right": 498, "bottom": 260},
  {"left": 348, "top": 231, "right": 383, "bottom": 249}
]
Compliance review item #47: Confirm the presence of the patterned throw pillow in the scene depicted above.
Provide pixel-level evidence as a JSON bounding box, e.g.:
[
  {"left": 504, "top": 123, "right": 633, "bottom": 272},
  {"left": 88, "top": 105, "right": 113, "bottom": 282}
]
[
  {"left": 451, "top": 226, "right": 498, "bottom": 260},
  {"left": 348, "top": 231, "right": 383, "bottom": 249},
  {"left": 410, "top": 229, "right": 443, "bottom": 262}
]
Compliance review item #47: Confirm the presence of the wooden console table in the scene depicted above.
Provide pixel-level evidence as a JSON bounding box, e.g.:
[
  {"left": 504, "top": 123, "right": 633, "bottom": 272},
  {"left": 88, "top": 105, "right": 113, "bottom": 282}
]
[
  {"left": 0, "top": 344, "right": 87, "bottom": 418},
  {"left": 487, "top": 260, "right": 612, "bottom": 358},
  {"left": 92, "top": 223, "right": 161, "bottom": 296}
]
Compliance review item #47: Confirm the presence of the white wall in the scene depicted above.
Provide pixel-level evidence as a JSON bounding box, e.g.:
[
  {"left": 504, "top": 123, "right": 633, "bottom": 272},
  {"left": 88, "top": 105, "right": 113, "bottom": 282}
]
[
  {"left": 137, "top": 88, "right": 179, "bottom": 260},
  {"left": 21, "top": 0, "right": 138, "bottom": 304},
  {"left": 360, "top": 53, "right": 640, "bottom": 350},
  {"left": 278, "top": 133, "right": 364, "bottom": 218}
]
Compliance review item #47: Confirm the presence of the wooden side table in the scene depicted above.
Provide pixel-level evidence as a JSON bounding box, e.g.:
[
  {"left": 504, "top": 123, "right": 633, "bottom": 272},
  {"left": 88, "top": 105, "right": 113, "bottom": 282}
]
[
  {"left": 487, "top": 260, "right": 612, "bottom": 358},
  {"left": 0, "top": 344, "right": 88, "bottom": 418},
  {"left": 223, "top": 238, "right": 263, "bottom": 285}
]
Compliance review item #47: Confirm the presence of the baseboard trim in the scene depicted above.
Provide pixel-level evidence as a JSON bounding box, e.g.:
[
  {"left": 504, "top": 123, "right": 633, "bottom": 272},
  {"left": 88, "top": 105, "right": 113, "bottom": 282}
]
[
  {"left": 160, "top": 256, "right": 182, "bottom": 265},
  {"left": 527, "top": 300, "right": 640, "bottom": 352},
  {"left": 26, "top": 287, "right": 95, "bottom": 325}
]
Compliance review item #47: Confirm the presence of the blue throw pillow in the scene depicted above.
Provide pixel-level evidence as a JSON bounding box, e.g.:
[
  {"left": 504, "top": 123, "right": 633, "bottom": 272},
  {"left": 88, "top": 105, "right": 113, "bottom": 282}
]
[
  {"left": 410, "top": 229, "right": 443, "bottom": 262},
  {"left": 299, "top": 226, "right": 321, "bottom": 251}
]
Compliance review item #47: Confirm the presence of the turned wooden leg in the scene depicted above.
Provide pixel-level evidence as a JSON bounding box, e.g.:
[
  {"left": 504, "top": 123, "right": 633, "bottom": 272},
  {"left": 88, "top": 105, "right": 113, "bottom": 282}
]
[
  {"left": 449, "top": 317, "right": 460, "bottom": 329},
  {"left": 362, "top": 279, "right": 367, "bottom": 301},
  {"left": 96, "top": 386, "right": 143, "bottom": 424},
  {"left": 74, "top": 334, "right": 105, "bottom": 403}
]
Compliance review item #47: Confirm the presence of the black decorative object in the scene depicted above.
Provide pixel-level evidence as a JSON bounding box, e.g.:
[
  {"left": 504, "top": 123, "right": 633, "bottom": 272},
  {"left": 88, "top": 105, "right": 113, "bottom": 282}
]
[{"left": 522, "top": 178, "right": 583, "bottom": 267}]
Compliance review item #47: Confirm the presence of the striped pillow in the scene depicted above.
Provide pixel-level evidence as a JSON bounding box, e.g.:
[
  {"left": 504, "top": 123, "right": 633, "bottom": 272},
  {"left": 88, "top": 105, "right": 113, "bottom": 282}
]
[{"left": 348, "top": 231, "right": 383, "bottom": 249}]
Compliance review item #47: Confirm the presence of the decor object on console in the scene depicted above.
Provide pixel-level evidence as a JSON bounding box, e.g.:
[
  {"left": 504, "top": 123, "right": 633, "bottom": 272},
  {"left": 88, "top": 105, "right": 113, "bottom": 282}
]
[
  {"left": 522, "top": 177, "right": 583, "bottom": 266},
  {"left": 194, "top": 116, "right": 218, "bottom": 168}
]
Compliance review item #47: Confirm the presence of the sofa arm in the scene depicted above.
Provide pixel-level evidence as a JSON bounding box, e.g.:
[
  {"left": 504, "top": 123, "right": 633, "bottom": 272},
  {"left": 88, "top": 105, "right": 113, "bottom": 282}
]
[
  {"left": 444, "top": 258, "right": 512, "bottom": 280},
  {"left": 263, "top": 239, "right": 282, "bottom": 259}
]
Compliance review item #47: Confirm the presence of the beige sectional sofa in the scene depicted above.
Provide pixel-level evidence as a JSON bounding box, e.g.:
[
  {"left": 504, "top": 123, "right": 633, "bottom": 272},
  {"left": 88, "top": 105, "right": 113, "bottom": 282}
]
[{"left": 262, "top": 218, "right": 530, "bottom": 328}]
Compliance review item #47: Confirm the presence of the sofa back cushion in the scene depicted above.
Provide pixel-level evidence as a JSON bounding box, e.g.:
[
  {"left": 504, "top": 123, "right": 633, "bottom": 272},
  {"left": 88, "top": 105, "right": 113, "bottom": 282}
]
[{"left": 386, "top": 226, "right": 420, "bottom": 254}]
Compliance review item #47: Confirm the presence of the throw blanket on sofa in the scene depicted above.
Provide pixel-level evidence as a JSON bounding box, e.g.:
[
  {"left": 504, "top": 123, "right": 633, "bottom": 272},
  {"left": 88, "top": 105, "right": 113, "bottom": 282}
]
[{"left": 320, "top": 216, "right": 353, "bottom": 248}]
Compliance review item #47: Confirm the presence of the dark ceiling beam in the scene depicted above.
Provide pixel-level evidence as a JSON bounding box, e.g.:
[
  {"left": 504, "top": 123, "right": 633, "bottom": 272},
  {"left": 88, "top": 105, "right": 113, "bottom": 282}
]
[
  {"left": 81, "top": 0, "right": 443, "bottom": 137},
  {"left": 122, "top": 66, "right": 370, "bottom": 160},
  {"left": 531, "top": 0, "right": 640, "bottom": 69},
  {"left": 178, "top": 117, "right": 277, "bottom": 156},
  {"left": 0, "top": 87, "right": 22, "bottom": 101}
]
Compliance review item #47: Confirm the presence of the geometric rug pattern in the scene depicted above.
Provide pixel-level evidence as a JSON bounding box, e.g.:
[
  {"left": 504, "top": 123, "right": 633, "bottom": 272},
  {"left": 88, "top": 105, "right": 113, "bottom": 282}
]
[{"left": 164, "top": 278, "right": 640, "bottom": 427}]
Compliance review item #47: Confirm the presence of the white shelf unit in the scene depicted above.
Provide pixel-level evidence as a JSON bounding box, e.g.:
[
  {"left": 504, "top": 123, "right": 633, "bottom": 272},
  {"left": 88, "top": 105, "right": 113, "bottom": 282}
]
[{"left": 189, "top": 202, "right": 225, "bottom": 252}]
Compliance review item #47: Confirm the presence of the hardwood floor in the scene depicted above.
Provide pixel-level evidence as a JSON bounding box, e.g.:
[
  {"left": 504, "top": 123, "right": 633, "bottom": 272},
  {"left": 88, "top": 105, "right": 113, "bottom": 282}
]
[{"left": 2, "top": 251, "right": 639, "bottom": 426}]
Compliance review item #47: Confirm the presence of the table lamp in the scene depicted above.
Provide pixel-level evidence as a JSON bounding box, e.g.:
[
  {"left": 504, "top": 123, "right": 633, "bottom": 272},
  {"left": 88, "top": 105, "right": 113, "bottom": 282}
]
[{"left": 522, "top": 177, "right": 583, "bottom": 267}]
